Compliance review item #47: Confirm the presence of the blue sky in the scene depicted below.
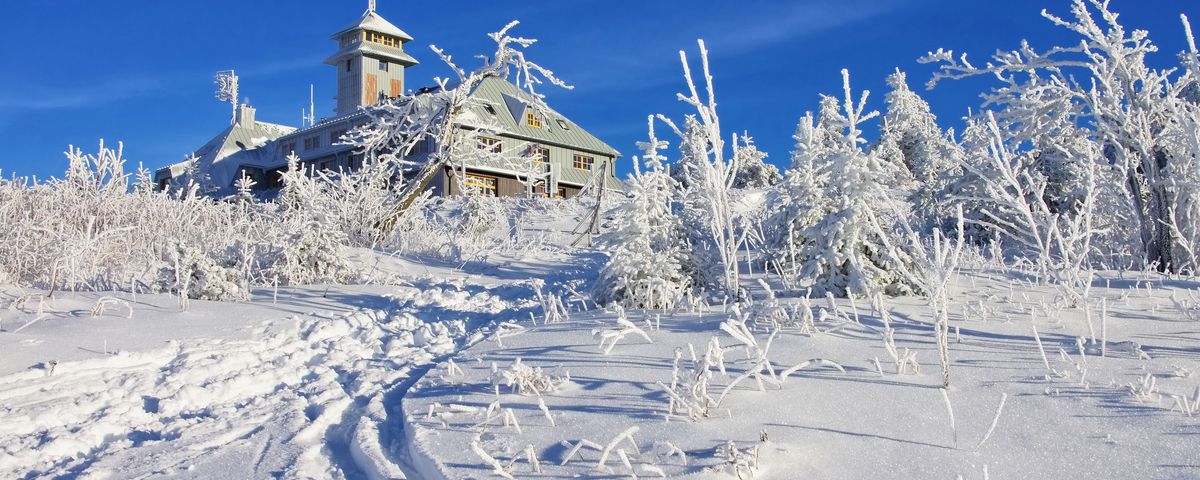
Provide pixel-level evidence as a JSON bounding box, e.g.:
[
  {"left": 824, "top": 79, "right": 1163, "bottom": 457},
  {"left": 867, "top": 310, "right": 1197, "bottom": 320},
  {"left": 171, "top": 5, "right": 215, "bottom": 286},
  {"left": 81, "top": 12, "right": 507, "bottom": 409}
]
[{"left": 0, "top": 0, "right": 1196, "bottom": 181}]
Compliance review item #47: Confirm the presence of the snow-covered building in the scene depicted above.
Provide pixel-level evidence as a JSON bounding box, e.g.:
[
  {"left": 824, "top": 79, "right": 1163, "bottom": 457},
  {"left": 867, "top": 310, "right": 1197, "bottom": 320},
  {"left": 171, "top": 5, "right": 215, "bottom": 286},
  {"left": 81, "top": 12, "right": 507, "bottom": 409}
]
[{"left": 155, "top": 4, "right": 622, "bottom": 198}]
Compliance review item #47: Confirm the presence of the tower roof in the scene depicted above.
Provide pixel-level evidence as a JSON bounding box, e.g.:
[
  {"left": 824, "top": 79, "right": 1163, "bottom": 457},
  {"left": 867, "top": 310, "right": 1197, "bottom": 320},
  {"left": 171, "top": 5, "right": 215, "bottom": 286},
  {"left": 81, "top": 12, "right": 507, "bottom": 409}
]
[{"left": 331, "top": 10, "right": 413, "bottom": 42}]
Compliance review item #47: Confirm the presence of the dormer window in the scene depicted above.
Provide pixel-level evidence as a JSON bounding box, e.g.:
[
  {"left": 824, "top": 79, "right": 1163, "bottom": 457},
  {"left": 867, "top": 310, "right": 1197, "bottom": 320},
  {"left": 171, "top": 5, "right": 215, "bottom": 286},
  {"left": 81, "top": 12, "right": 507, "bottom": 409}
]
[{"left": 526, "top": 111, "right": 542, "bottom": 128}]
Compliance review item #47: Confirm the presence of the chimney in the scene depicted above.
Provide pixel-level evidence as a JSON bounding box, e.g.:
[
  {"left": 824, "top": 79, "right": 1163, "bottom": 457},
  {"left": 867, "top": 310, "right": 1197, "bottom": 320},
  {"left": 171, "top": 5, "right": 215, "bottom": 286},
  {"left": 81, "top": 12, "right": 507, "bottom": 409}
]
[{"left": 236, "top": 104, "right": 256, "bottom": 126}]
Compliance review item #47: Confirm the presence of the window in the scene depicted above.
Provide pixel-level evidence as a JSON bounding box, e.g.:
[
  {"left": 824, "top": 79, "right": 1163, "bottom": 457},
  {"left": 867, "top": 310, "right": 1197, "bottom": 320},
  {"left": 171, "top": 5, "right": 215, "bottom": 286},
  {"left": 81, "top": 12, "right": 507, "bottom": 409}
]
[
  {"left": 363, "top": 31, "right": 402, "bottom": 49},
  {"left": 530, "top": 145, "right": 550, "bottom": 165},
  {"left": 330, "top": 128, "right": 347, "bottom": 145},
  {"left": 482, "top": 103, "right": 497, "bottom": 115},
  {"left": 573, "top": 153, "right": 594, "bottom": 171},
  {"left": 463, "top": 173, "right": 498, "bottom": 197},
  {"left": 557, "top": 119, "right": 570, "bottom": 130},
  {"left": 346, "top": 60, "right": 352, "bottom": 72},
  {"left": 304, "top": 136, "right": 321, "bottom": 151},
  {"left": 379, "top": 60, "right": 389, "bottom": 72},
  {"left": 477, "top": 136, "right": 502, "bottom": 154},
  {"left": 281, "top": 142, "right": 296, "bottom": 157},
  {"left": 525, "top": 110, "right": 542, "bottom": 128}
]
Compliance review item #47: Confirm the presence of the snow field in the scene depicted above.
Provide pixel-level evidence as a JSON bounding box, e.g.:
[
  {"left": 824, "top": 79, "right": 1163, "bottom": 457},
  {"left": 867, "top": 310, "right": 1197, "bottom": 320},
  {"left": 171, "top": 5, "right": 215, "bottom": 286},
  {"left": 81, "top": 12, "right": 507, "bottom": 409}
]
[
  {"left": 403, "top": 270, "right": 1200, "bottom": 479},
  {"left": 0, "top": 278, "right": 537, "bottom": 479}
]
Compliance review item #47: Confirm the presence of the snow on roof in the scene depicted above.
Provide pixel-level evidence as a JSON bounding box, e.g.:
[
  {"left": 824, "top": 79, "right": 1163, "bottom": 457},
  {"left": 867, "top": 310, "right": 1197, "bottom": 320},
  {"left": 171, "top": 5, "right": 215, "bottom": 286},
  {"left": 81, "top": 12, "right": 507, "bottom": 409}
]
[
  {"left": 165, "top": 119, "right": 295, "bottom": 191},
  {"left": 331, "top": 11, "right": 413, "bottom": 42}
]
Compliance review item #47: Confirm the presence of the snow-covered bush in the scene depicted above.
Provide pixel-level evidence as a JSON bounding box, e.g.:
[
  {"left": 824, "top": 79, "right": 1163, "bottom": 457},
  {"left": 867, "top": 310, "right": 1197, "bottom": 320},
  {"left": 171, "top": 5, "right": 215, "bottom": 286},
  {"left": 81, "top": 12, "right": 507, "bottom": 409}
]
[
  {"left": 764, "top": 112, "right": 832, "bottom": 284},
  {"left": 0, "top": 142, "right": 270, "bottom": 292},
  {"left": 276, "top": 220, "right": 357, "bottom": 285},
  {"left": 158, "top": 243, "right": 249, "bottom": 301},
  {"left": 731, "top": 135, "right": 781, "bottom": 189},
  {"left": 595, "top": 119, "right": 691, "bottom": 309}
]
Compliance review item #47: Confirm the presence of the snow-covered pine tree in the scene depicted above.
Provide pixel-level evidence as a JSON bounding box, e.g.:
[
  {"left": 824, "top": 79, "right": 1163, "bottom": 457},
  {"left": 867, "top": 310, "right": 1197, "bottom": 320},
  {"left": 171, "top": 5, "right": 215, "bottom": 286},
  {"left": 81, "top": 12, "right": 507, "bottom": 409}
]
[
  {"left": 731, "top": 134, "right": 781, "bottom": 189},
  {"left": 798, "top": 70, "right": 918, "bottom": 297},
  {"left": 594, "top": 117, "right": 691, "bottom": 309},
  {"left": 669, "top": 115, "right": 709, "bottom": 189},
  {"left": 873, "top": 70, "right": 962, "bottom": 231},
  {"left": 764, "top": 113, "right": 832, "bottom": 284}
]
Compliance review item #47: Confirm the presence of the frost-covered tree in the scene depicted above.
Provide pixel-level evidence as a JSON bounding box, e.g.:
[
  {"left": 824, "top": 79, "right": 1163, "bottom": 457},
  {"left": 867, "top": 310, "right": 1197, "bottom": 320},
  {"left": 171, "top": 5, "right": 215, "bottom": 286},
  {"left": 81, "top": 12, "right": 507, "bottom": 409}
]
[
  {"left": 922, "top": 0, "right": 1200, "bottom": 272},
  {"left": 656, "top": 41, "right": 744, "bottom": 297},
  {"left": 873, "top": 70, "right": 962, "bottom": 230},
  {"left": 764, "top": 113, "right": 832, "bottom": 284},
  {"left": 731, "top": 134, "right": 781, "bottom": 189},
  {"left": 594, "top": 118, "right": 691, "bottom": 309},
  {"left": 797, "top": 70, "right": 918, "bottom": 297},
  {"left": 670, "top": 115, "right": 710, "bottom": 190},
  {"left": 360, "top": 21, "right": 572, "bottom": 239}
]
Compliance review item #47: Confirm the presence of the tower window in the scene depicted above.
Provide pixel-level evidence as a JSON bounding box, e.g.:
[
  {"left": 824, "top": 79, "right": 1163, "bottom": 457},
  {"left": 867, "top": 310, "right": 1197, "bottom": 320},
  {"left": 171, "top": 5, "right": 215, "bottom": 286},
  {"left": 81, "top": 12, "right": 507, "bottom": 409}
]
[{"left": 379, "top": 61, "right": 389, "bottom": 72}]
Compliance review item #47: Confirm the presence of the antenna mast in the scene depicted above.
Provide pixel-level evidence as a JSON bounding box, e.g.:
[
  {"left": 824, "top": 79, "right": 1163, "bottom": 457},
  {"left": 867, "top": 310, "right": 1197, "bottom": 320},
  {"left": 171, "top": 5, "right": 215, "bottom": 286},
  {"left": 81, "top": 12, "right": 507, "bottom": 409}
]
[
  {"left": 214, "top": 70, "right": 239, "bottom": 125},
  {"left": 302, "top": 84, "right": 316, "bottom": 127}
]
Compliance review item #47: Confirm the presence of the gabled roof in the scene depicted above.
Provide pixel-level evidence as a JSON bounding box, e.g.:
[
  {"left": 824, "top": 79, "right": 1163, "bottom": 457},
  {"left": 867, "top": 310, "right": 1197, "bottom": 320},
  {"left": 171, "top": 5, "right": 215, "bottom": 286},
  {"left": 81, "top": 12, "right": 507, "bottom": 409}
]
[
  {"left": 331, "top": 11, "right": 413, "bottom": 42},
  {"left": 171, "top": 119, "right": 295, "bottom": 191},
  {"left": 461, "top": 76, "right": 621, "bottom": 159}
]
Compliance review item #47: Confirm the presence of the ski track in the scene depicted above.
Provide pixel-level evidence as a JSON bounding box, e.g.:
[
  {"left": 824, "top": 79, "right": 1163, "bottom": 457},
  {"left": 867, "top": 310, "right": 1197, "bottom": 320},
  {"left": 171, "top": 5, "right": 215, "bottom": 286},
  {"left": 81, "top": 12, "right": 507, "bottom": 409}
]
[{"left": 0, "top": 278, "right": 544, "bottom": 479}]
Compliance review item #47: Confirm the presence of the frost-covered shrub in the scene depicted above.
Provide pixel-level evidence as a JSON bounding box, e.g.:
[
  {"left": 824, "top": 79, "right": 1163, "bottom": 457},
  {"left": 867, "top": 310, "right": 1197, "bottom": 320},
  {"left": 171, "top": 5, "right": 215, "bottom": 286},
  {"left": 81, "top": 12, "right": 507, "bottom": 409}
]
[
  {"left": 276, "top": 220, "right": 357, "bottom": 285},
  {"left": 0, "top": 142, "right": 271, "bottom": 291},
  {"left": 158, "top": 244, "right": 249, "bottom": 301},
  {"left": 731, "top": 135, "right": 781, "bottom": 189}
]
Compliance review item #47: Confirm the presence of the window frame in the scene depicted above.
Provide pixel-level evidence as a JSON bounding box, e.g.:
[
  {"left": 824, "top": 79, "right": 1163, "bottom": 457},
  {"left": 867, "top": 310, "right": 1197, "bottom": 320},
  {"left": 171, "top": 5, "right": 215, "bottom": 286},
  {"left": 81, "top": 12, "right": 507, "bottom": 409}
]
[
  {"left": 525, "top": 110, "right": 542, "bottom": 128},
  {"left": 530, "top": 145, "right": 550, "bottom": 164},
  {"left": 463, "top": 173, "right": 498, "bottom": 197},
  {"left": 477, "top": 136, "right": 502, "bottom": 154},
  {"left": 303, "top": 136, "right": 321, "bottom": 151},
  {"left": 572, "top": 153, "right": 594, "bottom": 171}
]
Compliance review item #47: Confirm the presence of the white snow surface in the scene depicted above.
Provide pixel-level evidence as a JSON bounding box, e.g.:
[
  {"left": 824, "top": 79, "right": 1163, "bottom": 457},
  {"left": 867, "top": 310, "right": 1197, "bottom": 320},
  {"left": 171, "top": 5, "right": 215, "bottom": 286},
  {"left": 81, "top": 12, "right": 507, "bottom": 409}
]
[
  {"left": 0, "top": 249, "right": 595, "bottom": 479},
  {"left": 404, "top": 270, "right": 1200, "bottom": 479},
  {"left": 3, "top": 250, "right": 1200, "bottom": 479}
]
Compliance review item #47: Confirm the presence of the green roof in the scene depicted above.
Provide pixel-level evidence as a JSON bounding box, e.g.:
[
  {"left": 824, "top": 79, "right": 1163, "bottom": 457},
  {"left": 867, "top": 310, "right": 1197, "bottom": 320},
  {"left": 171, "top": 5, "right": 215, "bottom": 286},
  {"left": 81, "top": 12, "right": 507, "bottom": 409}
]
[{"left": 461, "top": 76, "right": 621, "bottom": 159}]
